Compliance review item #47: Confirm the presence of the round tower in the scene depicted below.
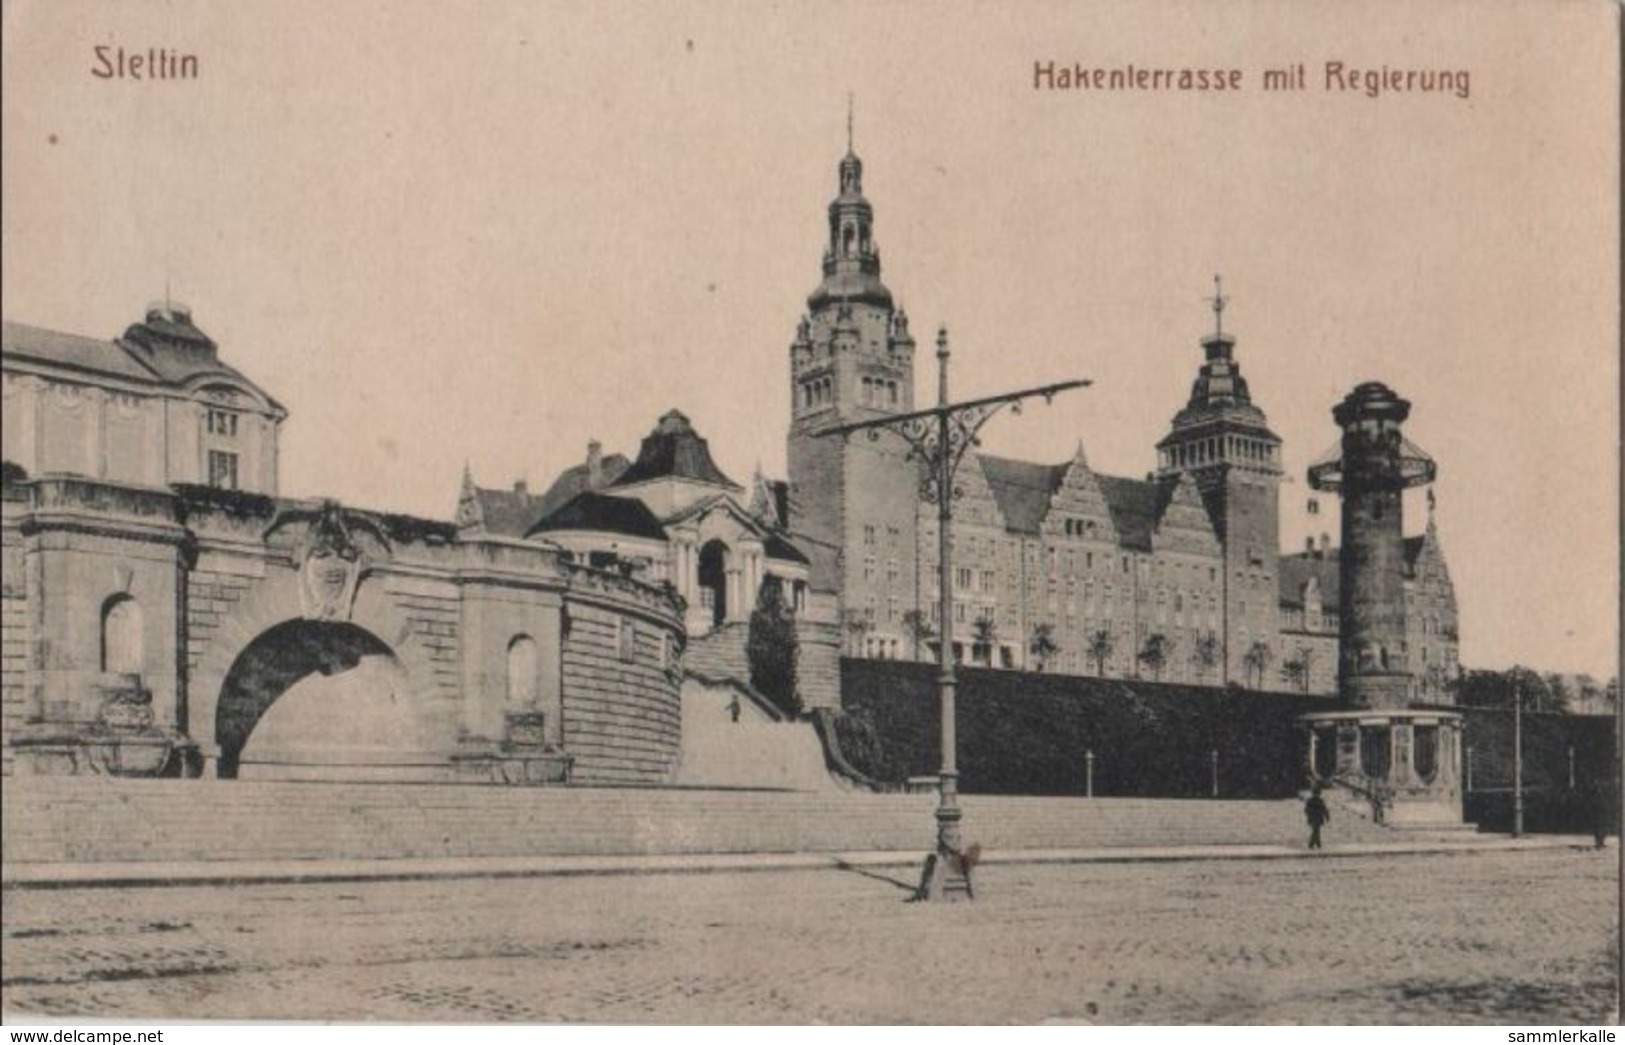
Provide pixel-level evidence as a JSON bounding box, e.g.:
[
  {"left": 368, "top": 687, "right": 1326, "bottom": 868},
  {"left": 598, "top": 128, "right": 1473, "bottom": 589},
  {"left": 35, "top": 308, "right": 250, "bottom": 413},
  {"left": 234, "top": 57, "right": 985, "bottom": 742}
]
[
  {"left": 1312, "top": 382, "right": 1435, "bottom": 708},
  {"left": 1302, "top": 382, "right": 1463, "bottom": 827}
]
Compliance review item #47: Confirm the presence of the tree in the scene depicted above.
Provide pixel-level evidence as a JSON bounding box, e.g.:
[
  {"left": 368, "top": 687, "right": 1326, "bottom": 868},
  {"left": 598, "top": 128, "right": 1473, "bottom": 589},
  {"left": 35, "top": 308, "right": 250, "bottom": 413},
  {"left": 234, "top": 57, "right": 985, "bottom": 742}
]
[
  {"left": 971, "top": 613, "right": 999, "bottom": 667},
  {"left": 1191, "top": 632, "right": 1220, "bottom": 684},
  {"left": 1544, "top": 673, "right": 1572, "bottom": 715},
  {"left": 1086, "top": 628, "right": 1114, "bottom": 677},
  {"left": 1576, "top": 673, "right": 1603, "bottom": 714},
  {"left": 842, "top": 609, "right": 873, "bottom": 657},
  {"left": 747, "top": 579, "right": 800, "bottom": 719},
  {"left": 1243, "top": 641, "right": 1272, "bottom": 690},
  {"left": 1137, "top": 632, "right": 1171, "bottom": 682},
  {"left": 901, "top": 610, "right": 935, "bottom": 662},
  {"left": 1281, "top": 655, "right": 1308, "bottom": 694},
  {"left": 1456, "top": 666, "right": 1556, "bottom": 711},
  {"left": 1028, "top": 622, "right": 1059, "bottom": 673}
]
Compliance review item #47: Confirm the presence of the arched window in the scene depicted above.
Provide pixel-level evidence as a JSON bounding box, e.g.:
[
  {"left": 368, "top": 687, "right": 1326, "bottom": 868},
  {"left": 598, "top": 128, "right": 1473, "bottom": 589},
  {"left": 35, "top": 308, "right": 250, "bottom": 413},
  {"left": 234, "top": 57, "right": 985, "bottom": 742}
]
[
  {"left": 101, "top": 595, "right": 143, "bottom": 675},
  {"left": 506, "top": 635, "right": 538, "bottom": 706}
]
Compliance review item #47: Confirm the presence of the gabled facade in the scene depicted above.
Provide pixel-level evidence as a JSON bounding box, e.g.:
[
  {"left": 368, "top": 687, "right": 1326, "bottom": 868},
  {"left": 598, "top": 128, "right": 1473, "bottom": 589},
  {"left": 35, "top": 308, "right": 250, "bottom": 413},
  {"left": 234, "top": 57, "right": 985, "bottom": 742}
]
[{"left": 462, "top": 410, "right": 817, "bottom": 642}]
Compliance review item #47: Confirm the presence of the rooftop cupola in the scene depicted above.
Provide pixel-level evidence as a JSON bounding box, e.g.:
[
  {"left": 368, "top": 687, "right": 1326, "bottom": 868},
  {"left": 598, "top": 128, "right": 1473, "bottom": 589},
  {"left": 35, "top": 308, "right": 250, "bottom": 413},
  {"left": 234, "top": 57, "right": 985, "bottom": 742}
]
[{"left": 808, "top": 100, "right": 893, "bottom": 313}]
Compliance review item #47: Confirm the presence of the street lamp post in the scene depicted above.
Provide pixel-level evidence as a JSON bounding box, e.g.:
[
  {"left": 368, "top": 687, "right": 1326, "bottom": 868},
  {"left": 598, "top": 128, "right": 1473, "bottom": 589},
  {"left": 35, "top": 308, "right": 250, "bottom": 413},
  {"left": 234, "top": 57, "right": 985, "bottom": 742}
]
[
  {"left": 817, "top": 328, "right": 1088, "bottom": 901},
  {"left": 1086, "top": 749, "right": 1095, "bottom": 798},
  {"left": 1513, "top": 679, "right": 1525, "bottom": 838}
]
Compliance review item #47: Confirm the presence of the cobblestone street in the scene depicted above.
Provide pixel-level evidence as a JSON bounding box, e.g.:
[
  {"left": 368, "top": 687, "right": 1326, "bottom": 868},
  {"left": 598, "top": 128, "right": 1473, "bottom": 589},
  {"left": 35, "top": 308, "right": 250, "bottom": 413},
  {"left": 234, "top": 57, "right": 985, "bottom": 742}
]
[{"left": 2, "top": 848, "right": 1617, "bottom": 1024}]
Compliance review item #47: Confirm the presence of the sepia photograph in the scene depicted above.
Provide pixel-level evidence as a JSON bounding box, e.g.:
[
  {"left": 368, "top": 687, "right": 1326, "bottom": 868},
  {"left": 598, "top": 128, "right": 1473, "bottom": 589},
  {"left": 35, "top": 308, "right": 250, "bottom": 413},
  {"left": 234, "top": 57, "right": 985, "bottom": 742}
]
[{"left": 1, "top": 0, "right": 1619, "bottom": 1027}]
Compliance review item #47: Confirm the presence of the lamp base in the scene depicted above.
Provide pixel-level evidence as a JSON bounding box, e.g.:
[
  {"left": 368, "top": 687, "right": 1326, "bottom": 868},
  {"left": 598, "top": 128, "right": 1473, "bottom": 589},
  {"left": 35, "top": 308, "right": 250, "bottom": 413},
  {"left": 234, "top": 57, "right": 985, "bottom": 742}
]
[{"left": 912, "top": 845, "right": 977, "bottom": 902}]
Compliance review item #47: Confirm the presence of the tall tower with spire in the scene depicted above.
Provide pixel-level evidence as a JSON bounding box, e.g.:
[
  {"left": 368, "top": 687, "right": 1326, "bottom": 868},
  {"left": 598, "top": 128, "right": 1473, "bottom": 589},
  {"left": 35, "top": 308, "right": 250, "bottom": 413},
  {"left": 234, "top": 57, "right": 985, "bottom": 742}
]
[
  {"left": 786, "top": 121, "right": 919, "bottom": 638},
  {"left": 1155, "top": 279, "right": 1283, "bottom": 684}
]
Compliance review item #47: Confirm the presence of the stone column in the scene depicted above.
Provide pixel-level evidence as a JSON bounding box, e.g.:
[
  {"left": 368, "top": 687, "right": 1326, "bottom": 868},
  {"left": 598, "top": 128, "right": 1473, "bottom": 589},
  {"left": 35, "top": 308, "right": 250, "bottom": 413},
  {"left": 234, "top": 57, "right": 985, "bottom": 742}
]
[{"left": 738, "top": 539, "right": 763, "bottom": 615}]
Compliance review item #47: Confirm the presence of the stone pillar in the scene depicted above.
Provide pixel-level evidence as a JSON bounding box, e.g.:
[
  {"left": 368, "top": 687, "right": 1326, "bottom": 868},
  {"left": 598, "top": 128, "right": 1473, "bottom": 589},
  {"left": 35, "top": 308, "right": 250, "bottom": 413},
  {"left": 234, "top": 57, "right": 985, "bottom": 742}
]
[{"left": 738, "top": 539, "right": 763, "bottom": 616}]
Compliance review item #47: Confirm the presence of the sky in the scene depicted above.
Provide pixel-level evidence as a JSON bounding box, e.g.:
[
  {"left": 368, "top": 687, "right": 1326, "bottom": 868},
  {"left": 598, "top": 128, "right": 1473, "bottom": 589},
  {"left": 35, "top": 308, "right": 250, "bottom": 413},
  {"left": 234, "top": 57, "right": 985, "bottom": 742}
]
[{"left": 2, "top": 0, "right": 1618, "bottom": 677}]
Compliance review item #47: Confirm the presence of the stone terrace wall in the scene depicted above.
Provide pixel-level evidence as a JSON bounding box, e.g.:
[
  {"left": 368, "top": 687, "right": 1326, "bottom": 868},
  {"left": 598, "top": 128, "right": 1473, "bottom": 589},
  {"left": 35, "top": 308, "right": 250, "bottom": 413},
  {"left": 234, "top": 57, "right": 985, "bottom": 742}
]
[
  {"left": 1, "top": 491, "right": 30, "bottom": 774},
  {"left": 1, "top": 778, "right": 1386, "bottom": 865},
  {"left": 560, "top": 566, "right": 684, "bottom": 785},
  {"left": 838, "top": 658, "right": 1339, "bottom": 798}
]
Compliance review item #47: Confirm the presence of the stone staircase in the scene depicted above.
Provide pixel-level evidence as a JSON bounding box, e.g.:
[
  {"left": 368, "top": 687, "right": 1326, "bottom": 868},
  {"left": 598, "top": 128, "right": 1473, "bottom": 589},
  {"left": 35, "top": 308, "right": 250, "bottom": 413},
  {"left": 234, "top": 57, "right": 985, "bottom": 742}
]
[
  {"left": 681, "top": 620, "right": 842, "bottom": 710},
  {"left": 683, "top": 623, "right": 752, "bottom": 681},
  {"left": 2, "top": 777, "right": 1402, "bottom": 866},
  {"left": 1322, "top": 781, "right": 1480, "bottom": 842},
  {"left": 675, "top": 677, "right": 841, "bottom": 790}
]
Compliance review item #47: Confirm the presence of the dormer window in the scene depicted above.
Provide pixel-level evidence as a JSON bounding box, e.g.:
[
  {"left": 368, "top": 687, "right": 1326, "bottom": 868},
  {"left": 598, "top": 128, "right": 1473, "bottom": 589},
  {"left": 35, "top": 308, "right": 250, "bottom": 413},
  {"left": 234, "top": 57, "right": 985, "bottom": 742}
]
[{"left": 206, "top": 409, "right": 238, "bottom": 437}]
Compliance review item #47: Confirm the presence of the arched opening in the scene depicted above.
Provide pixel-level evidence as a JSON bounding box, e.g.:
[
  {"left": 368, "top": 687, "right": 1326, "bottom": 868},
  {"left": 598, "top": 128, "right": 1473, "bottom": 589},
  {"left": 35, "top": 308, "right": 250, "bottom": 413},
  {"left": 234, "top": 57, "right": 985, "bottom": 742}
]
[
  {"left": 101, "top": 595, "right": 144, "bottom": 675},
  {"left": 1359, "top": 725, "right": 1391, "bottom": 780},
  {"left": 507, "top": 634, "right": 538, "bottom": 707},
  {"left": 697, "top": 539, "right": 730, "bottom": 628},
  {"left": 1313, "top": 726, "right": 1337, "bottom": 779},
  {"left": 214, "top": 619, "right": 427, "bottom": 780},
  {"left": 1414, "top": 725, "right": 1439, "bottom": 782}
]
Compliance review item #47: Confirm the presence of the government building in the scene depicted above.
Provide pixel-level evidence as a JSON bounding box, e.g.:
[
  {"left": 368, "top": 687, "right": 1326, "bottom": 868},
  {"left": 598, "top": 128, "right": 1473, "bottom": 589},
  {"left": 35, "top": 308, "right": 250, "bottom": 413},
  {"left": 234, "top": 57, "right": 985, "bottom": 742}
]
[
  {"left": 0, "top": 134, "right": 1465, "bottom": 788},
  {"left": 781, "top": 142, "right": 1460, "bottom": 698}
]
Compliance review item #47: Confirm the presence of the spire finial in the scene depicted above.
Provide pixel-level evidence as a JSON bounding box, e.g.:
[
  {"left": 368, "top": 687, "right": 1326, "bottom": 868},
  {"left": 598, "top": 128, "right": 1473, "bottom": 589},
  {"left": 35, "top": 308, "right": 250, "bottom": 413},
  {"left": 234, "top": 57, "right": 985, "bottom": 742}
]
[
  {"left": 846, "top": 92, "right": 854, "bottom": 154},
  {"left": 1210, "top": 273, "right": 1227, "bottom": 338}
]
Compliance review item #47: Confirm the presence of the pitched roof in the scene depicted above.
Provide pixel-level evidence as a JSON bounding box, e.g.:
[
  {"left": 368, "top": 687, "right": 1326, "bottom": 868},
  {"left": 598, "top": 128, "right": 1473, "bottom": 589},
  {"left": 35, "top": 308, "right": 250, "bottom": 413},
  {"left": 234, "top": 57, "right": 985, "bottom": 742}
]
[
  {"left": 611, "top": 410, "right": 740, "bottom": 490},
  {"left": 533, "top": 453, "right": 631, "bottom": 522},
  {"left": 1278, "top": 551, "right": 1340, "bottom": 607},
  {"left": 764, "top": 531, "right": 810, "bottom": 564},
  {"left": 977, "top": 455, "right": 1069, "bottom": 535},
  {"left": 469, "top": 485, "right": 548, "bottom": 537},
  {"left": 3, "top": 320, "right": 161, "bottom": 384},
  {"left": 3, "top": 313, "right": 283, "bottom": 410},
  {"left": 526, "top": 490, "right": 668, "bottom": 542},
  {"left": 1279, "top": 536, "right": 1430, "bottom": 605},
  {"left": 1097, "top": 475, "right": 1175, "bottom": 553}
]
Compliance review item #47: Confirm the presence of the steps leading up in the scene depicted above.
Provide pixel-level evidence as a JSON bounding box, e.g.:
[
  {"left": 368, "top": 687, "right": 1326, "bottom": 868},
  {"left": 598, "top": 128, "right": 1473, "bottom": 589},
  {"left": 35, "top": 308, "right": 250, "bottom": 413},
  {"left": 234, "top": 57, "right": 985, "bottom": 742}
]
[
  {"left": 675, "top": 678, "right": 840, "bottom": 791},
  {"left": 682, "top": 623, "right": 752, "bottom": 681},
  {"left": 3, "top": 777, "right": 1386, "bottom": 866}
]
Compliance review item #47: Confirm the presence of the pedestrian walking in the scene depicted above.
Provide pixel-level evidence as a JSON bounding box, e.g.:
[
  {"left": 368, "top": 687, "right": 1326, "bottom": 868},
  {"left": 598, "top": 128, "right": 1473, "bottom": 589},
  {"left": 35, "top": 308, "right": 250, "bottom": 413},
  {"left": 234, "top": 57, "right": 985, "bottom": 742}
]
[
  {"left": 1369, "top": 783, "right": 1387, "bottom": 825},
  {"left": 1305, "top": 783, "right": 1330, "bottom": 850},
  {"left": 1590, "top": 781, "right": 1611, "bottom": 850}
]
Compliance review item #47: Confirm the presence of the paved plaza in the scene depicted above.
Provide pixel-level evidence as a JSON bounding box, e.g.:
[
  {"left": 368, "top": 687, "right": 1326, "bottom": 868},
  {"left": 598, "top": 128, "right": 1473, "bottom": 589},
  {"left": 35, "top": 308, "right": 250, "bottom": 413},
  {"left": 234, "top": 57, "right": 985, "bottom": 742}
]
[{"left": 2, "top": 846, "right": 1617, "bottom": 1024}]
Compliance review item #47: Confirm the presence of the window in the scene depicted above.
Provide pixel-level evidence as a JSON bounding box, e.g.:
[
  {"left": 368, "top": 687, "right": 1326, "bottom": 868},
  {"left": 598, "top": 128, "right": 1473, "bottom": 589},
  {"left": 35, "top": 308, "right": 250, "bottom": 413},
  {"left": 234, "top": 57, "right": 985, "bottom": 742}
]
[
  {"left": 863, "top": 525, "right": 876, "bottom": 546},
  {"left": 207, "top": 450, "right": 239, "bottom": 490},
  {"left": 206, "top": 409, "right": 239, "bottom": 437}
]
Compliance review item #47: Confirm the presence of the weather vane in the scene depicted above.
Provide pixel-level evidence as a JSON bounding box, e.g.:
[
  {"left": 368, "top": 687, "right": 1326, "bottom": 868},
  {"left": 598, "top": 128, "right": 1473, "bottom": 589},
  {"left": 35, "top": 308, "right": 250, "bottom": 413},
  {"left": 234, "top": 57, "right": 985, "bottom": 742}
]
[{"left": 1211, "top": 273, "right": 1227, "bottom": 338}]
